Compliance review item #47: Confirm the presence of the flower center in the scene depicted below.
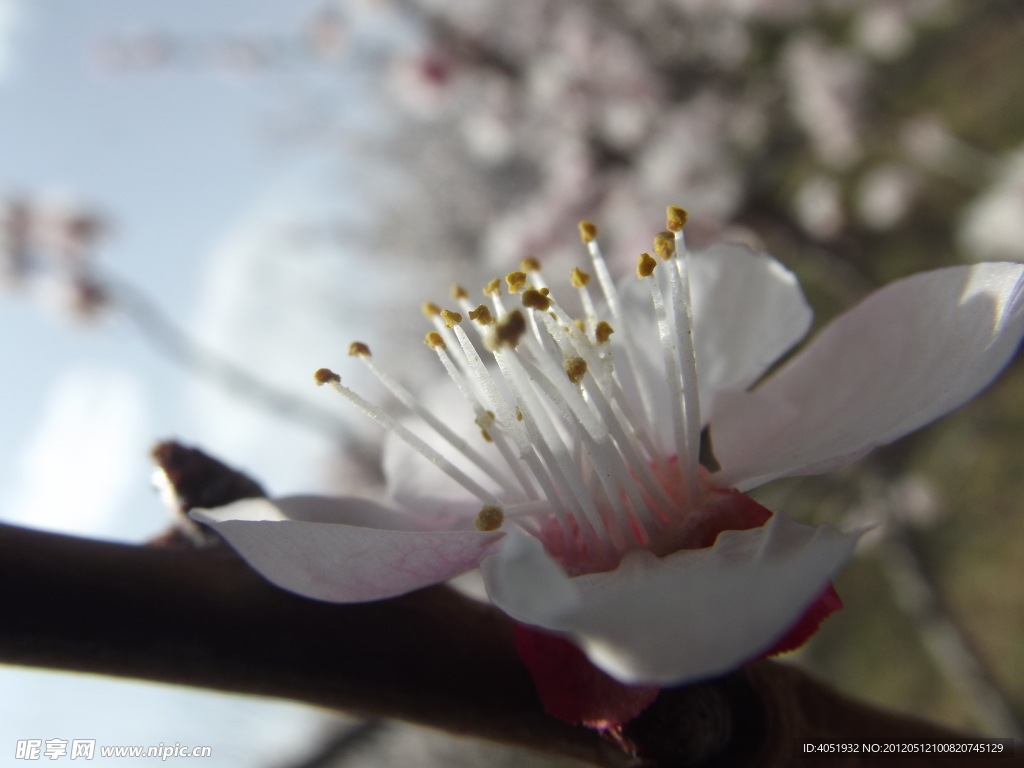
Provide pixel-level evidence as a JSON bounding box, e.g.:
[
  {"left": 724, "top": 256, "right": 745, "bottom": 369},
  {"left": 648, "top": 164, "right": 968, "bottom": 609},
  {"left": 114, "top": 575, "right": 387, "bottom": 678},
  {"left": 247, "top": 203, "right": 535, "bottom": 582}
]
[{"left": 317, "top": 207, "right": 710, "bottom": 575}]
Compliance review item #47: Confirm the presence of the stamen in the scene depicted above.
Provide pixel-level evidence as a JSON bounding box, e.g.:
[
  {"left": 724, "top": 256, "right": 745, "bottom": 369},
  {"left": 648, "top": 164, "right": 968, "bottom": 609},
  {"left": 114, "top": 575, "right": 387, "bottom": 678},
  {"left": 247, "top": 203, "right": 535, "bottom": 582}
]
[
  {"left": 521, "top": 288, "right": 552, "bottom": 311},
  {"left": 653, "top": 230, "right": 676, "bottom": 260},
  {"left": 515, "top": 354, "right": 653, "bottom": 543},
  {"left": 483, "top": 277, "right": 502, "bottom": 297},
  {"left": 348, "top": 341, "right": 371, "bottom": 357},
  {"left": 354, "top": 347, "right": 519, "bottom": 496},
  {"left": 521, "top": 328, "right": 674, "bottom": 521},
  {"left": 667, "top": 205, "right": 689, "bottom": 232},
  {"left": 424, "top": 331, "right": 446, "bottom": 351},
  {"left": 639, "top": 260, "right": 689, "bottom": 497},
  {"left": 595, "top": 321, "right": 614, "bottom": 344},
  {"left": 492, "top": 347, "right": 612, "bottom": 550},
  {"left": 565, "top": 356, "right": 587, "bottom": 384},
  {"left": 314, "top": 368, "right": 340, "bottom": 386},
  {"left": 450, "top": 324, "right": 573, "bottom": 530},
  {"left": 503, "top": 500, "right": 554, "bottom": 519},
  {"left": 440, "top": 308, "right": 463, "bottom": 328},
  {"left": 429, "top": 342, "right": 538, "bottom": 501},
  {"left": 578, "top": 221, "right": 597, "bottom": 243},
  {"left": 637, "top": 252, "right": 657, "bottom": 278},
  {"left": 451, "top": 284, "right": 469, "bottom": 300},
  {"left": 422, "top": 301, "right": 441, "bottom": 318},
  {"left": 534, "top": 298, "right": 609, "bottom": 396},
  {"left": 466, "top": 304, "right": 492, "bottom": 325},
  {"left": 582, "top": 223, "right": 659, "bottom": 439},
  {"left": 570, "top": 267, "right": 590, "bottom": 288},
  {"left": 490, "top": 309, "right": 527, "bottom": 350},
  {"left": 316, "top": 369, "right": 498, "bottom": 504},
  {"left": 506, "top": 271, "right": 528, "bottom": 294},
  {"left": 474, "top": 504, "right": 504, "bottom": 532},
  {"left": 522, "top": 259, "right": 547, "bottom": 296},
  {"left": 666, "top": 208, "right": 702, "bottom": 505}
]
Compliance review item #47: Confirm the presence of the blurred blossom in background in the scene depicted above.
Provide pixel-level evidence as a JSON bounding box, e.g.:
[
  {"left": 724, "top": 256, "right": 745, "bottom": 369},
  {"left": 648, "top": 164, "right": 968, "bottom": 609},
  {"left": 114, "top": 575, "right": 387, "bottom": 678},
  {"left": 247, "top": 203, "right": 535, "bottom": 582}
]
[{"left": 2, "top": 0, "right": 1024, "bottom": 765}]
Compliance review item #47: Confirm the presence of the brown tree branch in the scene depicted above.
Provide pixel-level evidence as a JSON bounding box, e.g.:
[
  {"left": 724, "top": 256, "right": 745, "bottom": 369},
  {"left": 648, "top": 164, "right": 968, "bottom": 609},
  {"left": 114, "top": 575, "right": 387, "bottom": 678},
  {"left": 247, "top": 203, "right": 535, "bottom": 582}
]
[{"left": 1, "top": 522, "right": 1015, "bottom": 767}]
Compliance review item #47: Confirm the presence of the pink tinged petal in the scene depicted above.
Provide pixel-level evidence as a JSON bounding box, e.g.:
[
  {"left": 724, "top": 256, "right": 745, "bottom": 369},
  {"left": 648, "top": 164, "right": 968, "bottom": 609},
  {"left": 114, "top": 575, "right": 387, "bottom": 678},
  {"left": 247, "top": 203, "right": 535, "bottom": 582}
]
[
  {"left": 713, "top": 263, "right": 1024, "bottom": 491},
  {"left": 482, "top": 517, "right": 860, "bottom": 686},
  {"left": 191, "top": 498, "right": 504, "bottom": 603},
  {"left": 618, "top": 245, "right": 812, "bottom": 427}
]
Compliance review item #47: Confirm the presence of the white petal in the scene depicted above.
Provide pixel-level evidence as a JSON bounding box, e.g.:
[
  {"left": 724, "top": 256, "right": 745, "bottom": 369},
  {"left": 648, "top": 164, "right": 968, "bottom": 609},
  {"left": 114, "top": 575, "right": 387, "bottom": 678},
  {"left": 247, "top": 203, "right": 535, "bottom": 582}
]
[
  {"left": 482, "top": 515, "right": 859, "bottom": 685},
  {"left": 714, "top": 263, "right": 1024, "bottom": 490},
  {"left": 617, "top": 244, "right": 812, "bottom": 429},
  {"left": 191, "top": 497, "right": 504, "bottom": 602},
  {"left": 480, "top": 529, "right": 582, "bottom": 622}
]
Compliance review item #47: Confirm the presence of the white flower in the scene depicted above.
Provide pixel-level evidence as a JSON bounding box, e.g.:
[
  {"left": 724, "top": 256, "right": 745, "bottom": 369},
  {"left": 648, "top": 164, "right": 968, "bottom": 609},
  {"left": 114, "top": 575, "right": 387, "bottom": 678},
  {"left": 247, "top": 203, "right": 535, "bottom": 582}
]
[{"left": 193, "top": 209, "right": 1024, "bottom": 691}]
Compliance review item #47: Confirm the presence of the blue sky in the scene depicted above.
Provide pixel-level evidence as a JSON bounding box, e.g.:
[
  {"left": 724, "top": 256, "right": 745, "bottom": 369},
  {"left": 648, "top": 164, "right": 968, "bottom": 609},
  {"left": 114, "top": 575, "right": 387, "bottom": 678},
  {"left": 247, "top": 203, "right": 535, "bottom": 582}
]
[{"left": 0, "top": 1, "right": 363, "bottom": 761}]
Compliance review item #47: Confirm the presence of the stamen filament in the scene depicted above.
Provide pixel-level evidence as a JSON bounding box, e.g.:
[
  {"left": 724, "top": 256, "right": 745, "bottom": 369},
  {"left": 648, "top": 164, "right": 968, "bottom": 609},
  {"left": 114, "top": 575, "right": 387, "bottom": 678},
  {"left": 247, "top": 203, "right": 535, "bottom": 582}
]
[
  {"left": 582, "top": 229, "right": 661, "bottom": 451},
  {"left": 356, "top": 353, "right": 519, "bottom": 497},
  {"left": 670, "top": 228, "right": 701, "bottom": 503},
  {"left": 517, "top": 355, "right": 654, "bottom": 541},
  {"left": 451, "top": 324, "right": 576, "bottom": 540},
  {"left": 647, "top": 264, "right": 690, "bottom": 498},
  {"left": 431, "top": 344, "right": 539, "bottom": 500},
  {"left": 494, "top": 347, "right": 614, "bottom": 550},
  {"left": 321, "top": 375, "right": 498, "bottom": 504}
]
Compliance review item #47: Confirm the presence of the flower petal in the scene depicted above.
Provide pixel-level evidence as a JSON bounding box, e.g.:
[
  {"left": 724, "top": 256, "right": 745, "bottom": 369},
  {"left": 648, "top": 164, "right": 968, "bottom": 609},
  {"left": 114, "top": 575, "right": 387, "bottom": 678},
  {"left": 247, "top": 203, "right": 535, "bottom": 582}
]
[
  {"left": 192, "top": 497, "right": 504, "bottom": 602},
  {"left": 618, "top": 244, "right": 812, "bottom": 427},
  {"left": 482, "top": 516, "right": 860, "bottom": 685},
  {"left": 713, "top": 263, "right": 1024, "bottom": 490}
]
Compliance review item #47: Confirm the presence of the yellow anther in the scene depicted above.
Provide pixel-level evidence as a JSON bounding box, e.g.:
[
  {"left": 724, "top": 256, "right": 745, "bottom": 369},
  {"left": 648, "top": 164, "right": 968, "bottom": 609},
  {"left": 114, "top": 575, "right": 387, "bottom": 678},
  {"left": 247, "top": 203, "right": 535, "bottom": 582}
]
[
  {"left": 506, "top": 271, "right": 527, "bottom": 294},
  {"left": 667, "top": 205, "right": 689, "bottom": 232},
  {"left": 492, "top": 309, "right": 527, "bottom": 349},
  {"left": 653, "top": 231, "right": 676, "bottom": 260},
  {"left": 521, "top": 256, "right": 541, "bottom": 272},
  {"left": 574, "top": 319, "right": 586, "bottom": 333},
  {"left": 475, "top": 411, "right": 495, "bottom": 441},
  {"left": 469, "top": 304, "right": 494, "bottom": 325},
  {"left": 522, "top": 288, "right": 551, "bottom": 311},
  {"left": 483, "top": 277, "right": 502, "bottom": 297},
  {"left": 348, "top": 341, "right": 371, "bottom": 357},
  {"left": 424, "top": 331, "right": 446, "bottom": 351},
  {"left": 539, "top": 287, "right": 550, "bottom": 296},
  {"left": 313, "top": 368, "right": 340, "bottom": 386},
  {"left": 595, "top": 321, "right": 614, "bottom": 344},
  {"left": 578, "top": 221, "right": 597, "bottom": 244},
  {"left": 565, "top": 356, "right": 588, "bottom": 385},
  {"left": 474, "top": 505, "right": 504, "bottom": 532},
  {"left": 637, "top": 252, "right": 657, "bottom": 278},
  {"left": 451, "top": 284, "right": 469, "bottom": 300},
  {"left": 515, "top": 407, "right": 523, "bottom": 421},
  {"left": 570, "top": 267, "right": 591, "bottom": 288},
  {"left": 422, "top": 301, "right": 441, "bottom": 317},
  {"left": 440, "top": 309, "right": 463, "bottom": 328}
]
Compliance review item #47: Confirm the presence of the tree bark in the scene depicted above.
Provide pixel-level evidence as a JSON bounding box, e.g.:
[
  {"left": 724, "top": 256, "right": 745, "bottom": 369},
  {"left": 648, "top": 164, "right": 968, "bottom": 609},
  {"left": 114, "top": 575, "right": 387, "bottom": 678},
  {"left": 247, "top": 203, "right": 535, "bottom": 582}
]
[{"left": 0, "top": 523, "right": 1016, "bottom": 767}]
